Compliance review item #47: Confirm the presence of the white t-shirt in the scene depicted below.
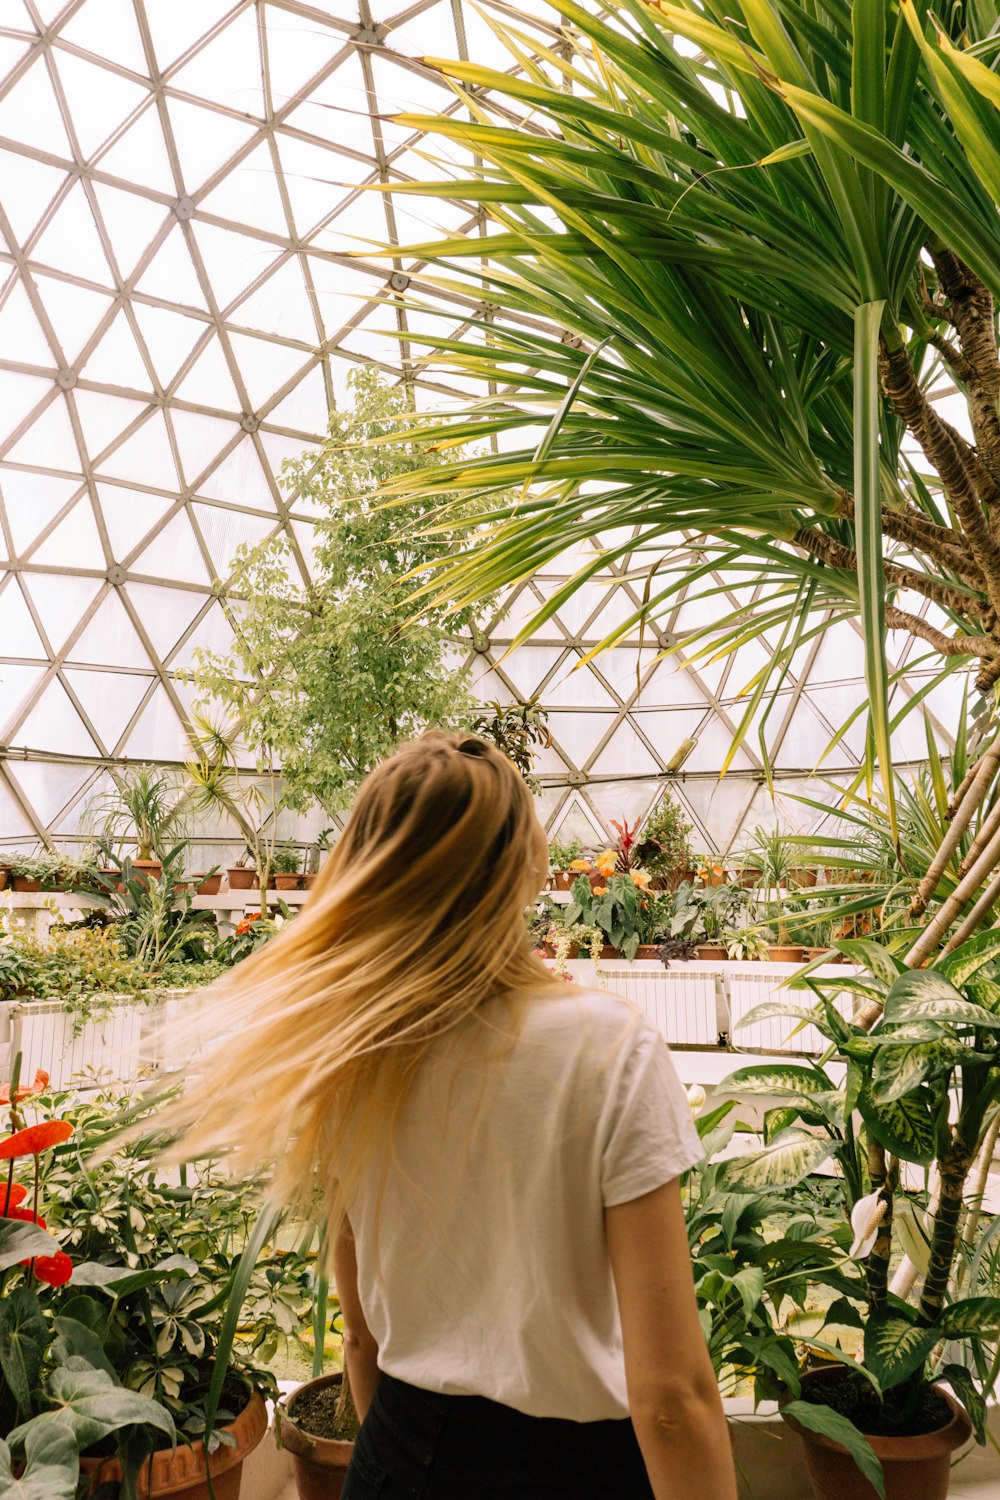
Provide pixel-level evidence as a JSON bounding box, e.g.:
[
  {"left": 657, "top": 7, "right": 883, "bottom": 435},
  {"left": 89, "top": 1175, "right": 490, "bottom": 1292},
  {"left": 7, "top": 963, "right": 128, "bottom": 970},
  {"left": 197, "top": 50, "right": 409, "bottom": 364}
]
[{"left": 344, "top": 989, "right": 704, "bottom": 1422}]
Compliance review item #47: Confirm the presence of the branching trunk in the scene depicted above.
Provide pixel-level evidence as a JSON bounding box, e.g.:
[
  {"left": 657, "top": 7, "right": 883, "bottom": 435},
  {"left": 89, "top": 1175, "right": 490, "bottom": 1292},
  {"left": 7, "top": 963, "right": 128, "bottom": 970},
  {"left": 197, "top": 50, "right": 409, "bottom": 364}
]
[
  {"left": 864, "top": 1138, "right": 895, "bottom": 1316},
  {"left": 917, "top": 1146, "right": 975, "bottom": 1327}
]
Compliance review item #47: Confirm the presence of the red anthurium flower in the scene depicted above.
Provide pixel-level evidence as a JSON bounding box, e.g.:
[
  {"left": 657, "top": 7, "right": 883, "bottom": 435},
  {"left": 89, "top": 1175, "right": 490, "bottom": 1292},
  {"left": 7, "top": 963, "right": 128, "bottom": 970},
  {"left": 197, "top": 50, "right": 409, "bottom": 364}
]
[
  {"left": 0, "top": 1120, "right": 73, "bottom": 1160},
  {"left": 0, "top": 1070, "right": 50, "bottom": 1106},
  {"left": 0, "top": 1183, "right": 28, "bottom": 1213},
  {"left": 9, "top": 1207, "right": 46, "bottom": 1228},
  {"left": 32, "top": 1252, "right": 73, "bottom": 1287}
]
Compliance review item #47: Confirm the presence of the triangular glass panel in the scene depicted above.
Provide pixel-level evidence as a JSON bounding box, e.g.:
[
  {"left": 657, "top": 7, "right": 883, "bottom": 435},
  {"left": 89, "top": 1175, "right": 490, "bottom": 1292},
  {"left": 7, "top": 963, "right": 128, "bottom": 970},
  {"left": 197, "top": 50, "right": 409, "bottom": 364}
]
[
  {"left": 0, "top": 38, "right": 32, "bottom": 88},
  {"left": 172, "top": 338, "right": 243, "bottom": 413},
  {"left": 226, "top": 330, "right": 310, "bottom": 411},
  {"left": 0, "top": 370, "right": 58, "bottom": 447},
  {"left": 7, "top": 759, "right": 94, "bottom": 830},
  {"left": 20, "top": 572, "right": 102, "bottom": 656},
  {"left": 97, "top": 409, "right": 178, "bottom": 486},
  {"left": 68, "top": 590, "right": 151, "bottom": 671},
  {"left": 545, "top": 710, "right": 618, "bottom": 766},
  {"left": 260, "top": 430, "right": 316, "bottom": 485},
  {"left": 53, "top": 52, "right": 150, "bottom": 160},
  {"left": 542, "top": 657, "right": 619, "bottom": 710},
  {"left": 586, "top": 779, "right": 663, "bottom": 834},
  {"left": 15, "top": 675, "right": 100, "bottom": 757},
  {"left": 121, "top": 681, "right": 190, "bottom": 761},
  {"left": 0, "top": 665, "right": 46, "bottom": 738},
  {"left": 90, "top": 182, "right": 169, "bottom": 282},
  {"left": 95, "top": 484, "right": 175, "bottom": 564},
  {"left": 274, "top": 134, "right": 355, "bottom": 240},
  {"left": 192, "top": 504, "right": 276, "bottom": 579},
  {"left": 62, "top": 669, "right": 153, "bottom": 754},
  {"left": 198, "top": 141, "right": 286, "bottom": 235},
  {"left": 60, "top": 0, "right": 148, "bottom": 74},
  {"left": 551, "top": 796, "right": 605, "bottom": 847},
  {"left": 164, "top": 97, "right": 259, "bottom": 193},
  {"left": 630, "top": 706, "right": 707, "bottom": 765},
  {"left": 32, "top": 180, "right": 112, "bottom": 282},
  {"left": 179, "top": 599, "right": 236, "bottom": 661},
  {"left": 143, "top": 0, "right": 235, "bottom": 69},
  {"left": 33, "top": 274, "right": 115, "bottom": 362},
  {"left": 588, "top": 721, "right": 662, "bottom": 778},
  {"left": 0, "top": 279, "right": 53, "bottom": 366},
  {"left": 1, "top": 470, "right": 79, "bottom": 553},
  {"left": 0, "top": 151, "right": 69, "bottom": 247},
  {"left": 134, "top": 223, "right": 209, "bottom": 309},
  {"left": 169, "top": 411, "right": 244, "bottom": 489},
  {"left": 4, "top": 390, "right": 81, "bottom": 468},
  {"left": 131, "top": 301, "right": 208, "bottom": 388},
  {"left": 0, "top": 580, "right": 45, "bottom": 656},
  {"left": 191, "top": 221, "right": 280, "bottom": 309},
  {"left": 232, "top": 254, "right": 318, "bottom": 342},
  {"left": 501, "top": 644, "right": 567, "bottom": 701},
  {"left": 121, "top": 581, "right": 201, "bottom": 663},
  {"left": 30, "top": 496, "right": 106, "bottom": 569},
  {"left": 169, "top": 6, "right": 265, "bottom": 118},
  {"left": 94, "top": 101, "right": 176, "bottom": 194},
  {"left": 73, "top": 389, "right": 149, "bottom": 460},
  {"left": 263, "top": 5, "right": 336, "bottom": 109},
  {"left": 197, "top": 435, "right": 274, "bottom": 508},
  {"left": 285, "top": 56, "right": 372, "bottom": 153},
  {"left": 80, "top": 309, "right": 153, "bottom": 390},
  {"left": 0, "top": 55, "right": 72, "bottom": 156},
  {"left": 133, "top": 507, "right": 210, "bottom": 585},
  {"left": 264, "top": 363, "right": 330, "bottom": 435},
  {"left": 289, "top": 519, "right": 318, "bottom": 579}
]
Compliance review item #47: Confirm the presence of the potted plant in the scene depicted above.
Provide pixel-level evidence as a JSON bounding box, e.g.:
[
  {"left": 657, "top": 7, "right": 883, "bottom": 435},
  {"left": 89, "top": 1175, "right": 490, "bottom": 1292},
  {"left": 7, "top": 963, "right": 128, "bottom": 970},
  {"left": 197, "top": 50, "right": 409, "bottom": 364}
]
[
  {"left": 271, "top": 842, "right": 303, "bottom": 890},
  {"left": 0, "top": 852, "right": 14, "bottom": 891},
  {"left": 226, "top": 850, "right": 257, "bottom": 891},
  {"left": 87, "top": 766, "right": 189, "bottom": 884},
  {"left": 547, "top": 835, "right": 587, "bottom": 892},
  {"left": 561, "top": 872, "right": 651, "bottom": 960},
  {"left": 189, "top": 865, "right": 223, "bottom": 895},
  {"left": 9, "top": 853, "right": 58, "bottom": 893},
  {"left": 304, "top": 828, "right": 335, "bottom": 890},
  {"left": 718, "top": 934, "right": 1000, "bottom": 1500},
  {"left": 638, "top": 794, "right": 695, "bottom": 890},
  {"left": 276, "top": 1260, "right": 359, "bottom": 1500}
]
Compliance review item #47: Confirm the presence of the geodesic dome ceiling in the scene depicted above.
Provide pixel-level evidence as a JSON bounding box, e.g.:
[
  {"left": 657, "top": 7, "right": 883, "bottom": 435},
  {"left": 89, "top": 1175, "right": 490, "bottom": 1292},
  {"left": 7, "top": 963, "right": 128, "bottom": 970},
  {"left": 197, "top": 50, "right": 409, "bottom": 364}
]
[{"left": 0, "top": 0, "right": 969, "bottom": 859}]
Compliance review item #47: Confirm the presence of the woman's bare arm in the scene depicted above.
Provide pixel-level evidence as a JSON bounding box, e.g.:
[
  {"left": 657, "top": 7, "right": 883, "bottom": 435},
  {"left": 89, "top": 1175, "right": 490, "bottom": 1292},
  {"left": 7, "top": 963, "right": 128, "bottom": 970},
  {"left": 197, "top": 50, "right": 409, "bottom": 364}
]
[
  {"left": 332, "top": 1215, "right": 380, "bottom": 1422},
  {"left": 606, "top": 1178, "right": 737, "bottom": 1500}
]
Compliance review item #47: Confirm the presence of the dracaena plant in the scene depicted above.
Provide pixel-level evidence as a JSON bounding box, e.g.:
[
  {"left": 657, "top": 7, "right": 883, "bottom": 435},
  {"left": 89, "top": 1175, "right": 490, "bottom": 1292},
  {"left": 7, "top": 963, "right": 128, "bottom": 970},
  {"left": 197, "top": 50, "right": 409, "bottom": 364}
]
[{"left": 717, "top": 933, "right": 1000, "bottom": 1490}]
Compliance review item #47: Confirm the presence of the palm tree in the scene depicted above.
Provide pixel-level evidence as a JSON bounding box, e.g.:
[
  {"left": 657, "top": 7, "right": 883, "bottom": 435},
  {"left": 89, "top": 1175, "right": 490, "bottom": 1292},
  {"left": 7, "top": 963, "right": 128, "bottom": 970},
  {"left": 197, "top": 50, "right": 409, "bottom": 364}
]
[{"left": 364, "top": 0, "right": 1000, "bottom": 839}]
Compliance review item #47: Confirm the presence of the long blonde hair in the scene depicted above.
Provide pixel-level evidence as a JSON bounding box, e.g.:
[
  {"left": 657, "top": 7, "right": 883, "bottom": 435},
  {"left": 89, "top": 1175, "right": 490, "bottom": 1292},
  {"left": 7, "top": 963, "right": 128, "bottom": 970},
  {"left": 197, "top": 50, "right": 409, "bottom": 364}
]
[{"left": 156, "top": 731, "right": 564, "bottom": 1227}]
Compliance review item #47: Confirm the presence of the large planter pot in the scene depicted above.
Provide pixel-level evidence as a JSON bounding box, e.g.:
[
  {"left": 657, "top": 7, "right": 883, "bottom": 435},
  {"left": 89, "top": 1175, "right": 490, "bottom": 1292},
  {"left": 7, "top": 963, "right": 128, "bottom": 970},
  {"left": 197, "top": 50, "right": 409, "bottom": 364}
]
[
  {"left": 788, "top": 867, "right": 819, "bottom": 888},
  {"left": 227, "top": 867, "right": 256, "bottom": 890},
  {"left": 192, "top": 873, "right": 222, "bottom": 895},
  {"left": 132, "top": 859, "right": 162, "bottom": 885},
  {"left": 277, "top": 1373, "right": 355, "bottom": 1500},
  {"left": 274, "top": 872, "right": 301, "bottom": 890},
  {"left": 82, "top": 1388, "right": 267, "bottom": 1499},
  {"left": 781, "top": 1368, "right": 972, "bottom": 1500},
  {"left": 768, "top": 945, "right": 807, "bottom": 963},
  {"left": 12, "top": 876, "right": 42, "bottom": 892},
  {"left": 738, "top": 867, "right": 762, "bottom": 889},
  {"left": 548, "top": 870, "right": 577, "bottom": 892},
  {"left": 304, "top": 872, "right": 318, "bottom": 889},
  {"left": 0, "top": 866, "right": 9, "bottom": 890},
  {"left": 696, "top": 944, "right": 728, "bottom": 960}
]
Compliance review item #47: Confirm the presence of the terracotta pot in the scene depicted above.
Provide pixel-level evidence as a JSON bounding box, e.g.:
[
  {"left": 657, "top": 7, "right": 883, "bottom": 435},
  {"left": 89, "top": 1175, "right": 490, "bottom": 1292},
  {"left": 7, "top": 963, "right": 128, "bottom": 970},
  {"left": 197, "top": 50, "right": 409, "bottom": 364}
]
[
  {"left": 192, "top": 874, "right": 222, "bottom": 895},
  {"left": 696, "top": 944, "right": 728, "bottom": 960},
  {"left": 0, "top": 867, "right": 9, "bottom": 891},
  {"left": 633, "top": 944, "right": 661, "bottom": 960},
  {"left": 599, "top": 944, "right": 618, "bottom": 959},
  {"left": 132, "top": 859, "right": 162, "bottom": 885},
  {"left": 781, "top": 1368, "right": 972, "bottom": 1500},
  {"left": 82, "top": 1388, "right": 267, "bottom": 1499},
  {"left": 304, "top": 872, "right": 318, "bottom": 889},
  {"left": 227, "top": 867, "right": 256, "bottom": 890},
  {"left": 274, "top": 872, "right": 301, "bottom": 890},
  {"left": 278, "top": 1373, "right": 355, "bottom": 1500},
  {"left": 650, "top": 867, "right": 696, "bottom": 891},
  {"left": 100, "top": 868, "right": 125, "bottom": 893},
  {"left": 549, "top": 870, "right": 577, "bottom": 892},
  {"left": 788, "top": 867, "right": 819, "bottom": 888},
  {"left": 738, "top": 867, "right": 762, "bottom": 889},
  {"left": 588, "top": 870, "right": 612, "bottom": 892},
  {"left": 174, "top": 880, "right": 194, "bottom": 894},
  {"left": 768, "top": 945, "right": 807, "bottom": 963},
  {"left": 12, "top": 876, "right": 42, "bottom": 892}
]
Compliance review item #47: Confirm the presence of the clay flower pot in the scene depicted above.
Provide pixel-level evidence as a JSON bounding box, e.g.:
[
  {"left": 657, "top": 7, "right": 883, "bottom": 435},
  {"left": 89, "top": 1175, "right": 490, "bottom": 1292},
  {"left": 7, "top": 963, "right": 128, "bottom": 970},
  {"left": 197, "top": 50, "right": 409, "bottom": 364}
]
[
  {"left": 0, "top": 866, "right": 9, "bottom": 891},
  {"left": 12, "top": 876, "right": 42, "bottom": 892},
  {"left": 782, "top": 1368, "right": 972, "bottom": 1500},
  {"left": 278, "top": 1373, "right": 355, "bottom": 1500},
  {"left": 788, "top": 867, "right": 819, "bottom": 888},
  {"left": 549, "top": 870, "right": 577, "bottom": 892},
  {"left": 192, "top": 873, "right": 222, "bottom": 895},
  {"left": 304, "top": 872, "right": 318, "bottom": 889},
  {"left": 132, "top": 859, "right": 162, "bottom": 886},
  {"left": 696, "top": 944, "right": 728, "bottom": 960},
  {"left": 767, "top": 945, "right": 807, "bottom": 963},
  {"left": 227, "top": 866, "right": 256, "bottom": 890},
  {"left": 82, "top": 1387, "right": 267, "bottom": 1500},
  {"left": 274, "top": 872, "right": 301, "bottom": 890}
]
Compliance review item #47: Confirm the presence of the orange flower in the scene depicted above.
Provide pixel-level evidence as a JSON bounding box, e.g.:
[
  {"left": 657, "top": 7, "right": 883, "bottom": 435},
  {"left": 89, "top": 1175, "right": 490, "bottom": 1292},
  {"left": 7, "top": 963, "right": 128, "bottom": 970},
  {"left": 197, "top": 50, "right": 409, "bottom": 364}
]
[
  {"left": 32, "top": 1252, "right": 73, "bottom": 1287},
  {"left": 0, "top": 1120, "right": 73, "bottom": 1160},
  {"left": 0, "top": 1071, "right": 49, "bottom": 1106},
  {"left": 568, "top": 859, "right": 592, "bottom": 871},
  {"left": 593, "top": 885, "right": 609, "bottom": 896},
  {"left": 630, "top": 869, "right": 651, "bottom": 889},
  {"left": 0, "top": 1183, "right": 27, "bottom": 1213},
  {"left": 595, "top": 850, "right": 617, "bottom": 876}
]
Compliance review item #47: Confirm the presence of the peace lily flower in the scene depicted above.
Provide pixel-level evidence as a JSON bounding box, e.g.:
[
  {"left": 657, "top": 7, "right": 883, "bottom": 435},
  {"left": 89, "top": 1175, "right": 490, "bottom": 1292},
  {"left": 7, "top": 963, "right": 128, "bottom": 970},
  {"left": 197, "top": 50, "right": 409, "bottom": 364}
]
[
  {"left": 686, "top": 1084, "right": 706, "bottom": 1115},
  {"left": 894, "top": 1198, "right": 932, "bottom": 1275},
  {"left": 849, "top": 1191, "right": 887, "bottom": 1259}
]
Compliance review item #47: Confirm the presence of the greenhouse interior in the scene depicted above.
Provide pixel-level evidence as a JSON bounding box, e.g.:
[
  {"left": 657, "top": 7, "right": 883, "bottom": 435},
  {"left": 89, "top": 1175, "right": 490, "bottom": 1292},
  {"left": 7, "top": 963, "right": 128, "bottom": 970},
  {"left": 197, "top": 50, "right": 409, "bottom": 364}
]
[{"left": 3, "top": 1, "right": 1000, "bottom": 1498}]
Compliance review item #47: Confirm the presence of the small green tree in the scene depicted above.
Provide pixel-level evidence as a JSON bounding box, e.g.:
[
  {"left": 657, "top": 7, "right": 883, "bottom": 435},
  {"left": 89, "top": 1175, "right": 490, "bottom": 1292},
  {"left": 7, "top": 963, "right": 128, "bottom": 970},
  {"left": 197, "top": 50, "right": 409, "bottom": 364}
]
[{"left": 186, "top": 369, "right": 492, "bottom": 814}]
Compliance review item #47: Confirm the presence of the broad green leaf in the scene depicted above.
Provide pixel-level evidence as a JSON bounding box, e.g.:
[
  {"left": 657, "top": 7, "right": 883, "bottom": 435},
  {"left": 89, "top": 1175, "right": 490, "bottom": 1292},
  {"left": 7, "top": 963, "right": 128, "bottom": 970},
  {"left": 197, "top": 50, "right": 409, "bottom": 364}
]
[
  {"left": 935, "top": 1296, "right": 1000, "bottom": 1337},
  {"left": 0, "top": 1289, "right": 47, "bottom": 1420},
  {"left": 8, "top": 1367, "right": 175, "bottom": 1455},
  {"left": 883, "top": 970, "right": 1000, "bottom": 1029},
  {"left": 965, "top": 980, "right": 1000, "bottom": 1015},
  {"left": 832, "top": 941, "right": 903, "bottom": 984},
  {"left": 858, "top": 1085, "right": 936, "bottom": 1165},
  {"left": 0, "top": 1221, "right": 59, "bottom": 1273},
  {"left": 863, "top": 1314, "right": 938, "bottom": 1390},
  {"left": 732, "top": 1001, "right": 834, "bottom": 1034},
  {"left": 50, "top": 1316, "right": 116, "bottom": 1380},
  {"left": 719, "top": 1128, "right": 834, "bottom": 1191},
  {"left": 870, "top": 1039, "right": 982, "bottom": 1103},
  {"left": 940, "top": 930, "right": 1000, "bottom": 985},
  {"left": 0, "top": 1426, "right": 79, "bottom": 1500},
  {"left": 717, "top": 1064, "right": 834, "bottom": 1098},
  {"left": 781, "top": 1400, "right": 885, "bottom": 1499},
  {"left": 937, "top": 1363, "right": 986, "bottom": 1444}
]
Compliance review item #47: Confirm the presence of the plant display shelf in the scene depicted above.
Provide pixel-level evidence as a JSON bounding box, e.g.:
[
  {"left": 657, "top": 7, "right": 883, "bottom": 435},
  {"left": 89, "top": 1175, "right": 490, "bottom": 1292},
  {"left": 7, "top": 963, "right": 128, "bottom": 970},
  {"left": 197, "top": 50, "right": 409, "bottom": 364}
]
[{"left": 1, "top": 888, "right": 311, "bottom": 939}]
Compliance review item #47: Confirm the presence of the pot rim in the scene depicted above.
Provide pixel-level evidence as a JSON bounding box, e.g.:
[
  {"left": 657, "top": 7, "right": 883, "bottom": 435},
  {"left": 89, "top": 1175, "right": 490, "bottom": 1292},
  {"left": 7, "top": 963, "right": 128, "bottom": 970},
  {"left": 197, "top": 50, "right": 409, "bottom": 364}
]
[
  {"left": 279, "top": 1372, "right": 356, "bottom": 1463},
  {"left": 781, "top": 1368, "right": 973, "bottom": 1460},
  {"left": 81, "top": 1387, "right": 267, "bottom": 1494}
]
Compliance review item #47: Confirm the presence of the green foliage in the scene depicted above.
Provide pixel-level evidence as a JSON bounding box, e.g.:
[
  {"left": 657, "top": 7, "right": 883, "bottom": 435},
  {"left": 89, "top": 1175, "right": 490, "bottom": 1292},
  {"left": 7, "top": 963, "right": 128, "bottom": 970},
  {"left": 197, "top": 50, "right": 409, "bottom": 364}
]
[
  {"left": 86, "top": 767, "right": 188, "bottom": 865},
  {"left": 546, "top": 836, "right": 585, "bottom": 873},
  {"left": 469, "top": 701, "right": 550, "bottom": 791},
  {"left": 640, "top": 795, "right": 693, "bottom": 876},
  {"left": 185, "top": 367, "right": 497, "bottom": 814},
  {"left": 269, "top": 842, "right": 301, "bottom": 876}
]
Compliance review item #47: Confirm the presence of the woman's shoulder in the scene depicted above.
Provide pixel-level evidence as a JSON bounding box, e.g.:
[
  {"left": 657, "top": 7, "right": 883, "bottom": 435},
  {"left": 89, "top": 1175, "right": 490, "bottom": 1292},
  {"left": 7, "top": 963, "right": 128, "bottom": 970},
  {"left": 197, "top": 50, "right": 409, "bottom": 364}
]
[{"left": 519, "top": 987, "right": 656, "bottom": 1047}]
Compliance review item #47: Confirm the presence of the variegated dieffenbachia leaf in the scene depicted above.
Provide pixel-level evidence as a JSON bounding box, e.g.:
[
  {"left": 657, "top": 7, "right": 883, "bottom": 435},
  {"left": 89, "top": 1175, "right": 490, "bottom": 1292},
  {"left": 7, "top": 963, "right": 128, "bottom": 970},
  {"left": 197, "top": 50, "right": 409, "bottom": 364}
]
[
  {"left": 937, "top": 1364, "right": 987, "bottom": 1444},
  {"left": 857, "top": 1084, "right": 937, "bottom": 1165},
  {"left": 863, "top": 1313, "right": 938, "bottom": 1390},
  {"left": 882, "top": 970, "right": 1000, "bottom": 1031},
  {"left": 717, "top": 1063, "right": 834, "bottom": 1098},
  {"left": 732, "top": 1001, "right": 833, "bottom": 1034},
  {"left": 869, "top": 1039, "right": 983, "bottom": 1103},
  {"left": 719, "top": 1128, "right": 833, "bottom": 1192},
  {"left": 831, "top": 939, "right": 905, "bottom": 983},
  {"left": 939, "top": 929, "right": 1000, "bottom": 986},
  {"left": 935, "top": 1296, "right": 1000, "bottom": 1337}
]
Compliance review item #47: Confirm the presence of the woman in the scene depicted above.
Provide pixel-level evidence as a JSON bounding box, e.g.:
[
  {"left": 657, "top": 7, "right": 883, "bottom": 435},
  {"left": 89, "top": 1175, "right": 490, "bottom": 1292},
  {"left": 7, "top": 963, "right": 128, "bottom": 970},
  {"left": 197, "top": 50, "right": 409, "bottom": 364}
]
[{"left": 164, "top": 732, "right": 737, "bottom": 1500}]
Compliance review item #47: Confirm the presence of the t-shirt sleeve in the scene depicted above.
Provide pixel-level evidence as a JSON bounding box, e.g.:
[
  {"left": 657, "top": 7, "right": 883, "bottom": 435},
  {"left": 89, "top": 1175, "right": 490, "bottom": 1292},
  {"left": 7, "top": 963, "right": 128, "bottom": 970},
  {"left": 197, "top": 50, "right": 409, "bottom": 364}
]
[{"left": 600, "top": 1019, "right": 705, "bottom": 1207}]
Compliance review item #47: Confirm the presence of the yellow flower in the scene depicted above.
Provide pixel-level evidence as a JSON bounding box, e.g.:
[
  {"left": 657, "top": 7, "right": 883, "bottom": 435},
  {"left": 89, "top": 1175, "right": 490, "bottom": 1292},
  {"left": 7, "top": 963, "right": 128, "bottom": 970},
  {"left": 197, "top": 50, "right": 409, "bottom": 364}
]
[
  {"left": 593, "top": 885, "right": 608, "bottom": 896},
  {"left": 568, "top": 859, "right": 591, "bottom": 871},
  {"left": 595, "top": 850, "right": 617, "bottom": 876},
  {"left": 630, "top": 869, "right": 652, "bottom": 889}
]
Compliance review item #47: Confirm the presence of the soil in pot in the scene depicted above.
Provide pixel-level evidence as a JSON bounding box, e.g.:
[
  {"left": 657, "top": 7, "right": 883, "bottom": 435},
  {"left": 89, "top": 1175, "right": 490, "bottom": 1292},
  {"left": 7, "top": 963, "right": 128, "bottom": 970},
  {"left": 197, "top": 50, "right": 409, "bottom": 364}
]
[
  {"left": 82, "top": 1386, "right": 267, "bottom": 1500},
  {"left": 783, "top": 1367, "right": 972, "bottom": 1500},
  {"left": 227, "top": 866, "right": 256, "bottom": 890},
  {"left": 280, "top": 1373, "right": 358, "bottom": 1500}
]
